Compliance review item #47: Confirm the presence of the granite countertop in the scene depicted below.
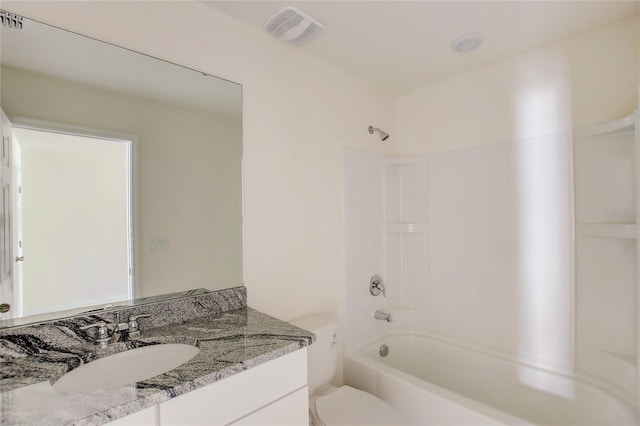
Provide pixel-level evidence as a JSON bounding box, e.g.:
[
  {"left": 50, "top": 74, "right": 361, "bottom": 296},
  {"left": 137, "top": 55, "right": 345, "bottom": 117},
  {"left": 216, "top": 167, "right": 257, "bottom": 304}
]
[{"left": 0, "top": 306, "right": 315, "bottom": 426}]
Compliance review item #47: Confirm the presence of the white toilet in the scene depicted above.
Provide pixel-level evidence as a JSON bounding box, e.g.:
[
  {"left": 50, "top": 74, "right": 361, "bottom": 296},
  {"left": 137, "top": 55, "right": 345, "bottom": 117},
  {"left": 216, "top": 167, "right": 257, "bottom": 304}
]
[{"left": 291, "top": 313, "right": 404, "bottom": 426}]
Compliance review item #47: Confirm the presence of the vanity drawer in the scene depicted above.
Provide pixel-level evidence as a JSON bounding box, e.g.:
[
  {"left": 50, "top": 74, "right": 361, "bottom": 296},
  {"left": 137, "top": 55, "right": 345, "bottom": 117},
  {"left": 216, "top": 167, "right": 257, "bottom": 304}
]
[
  {"left": 230, "top": 386, "right": 308, "bottom": 426},
  {"left": 159, "top": 348, "right": 308, "bottom": 425},
  {"left": 107, "top": 406, "right": 156, "bottom": 426}
]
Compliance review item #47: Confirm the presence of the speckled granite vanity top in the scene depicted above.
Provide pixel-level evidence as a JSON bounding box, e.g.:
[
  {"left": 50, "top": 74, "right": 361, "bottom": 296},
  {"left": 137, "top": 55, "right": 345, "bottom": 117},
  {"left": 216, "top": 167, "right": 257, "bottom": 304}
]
[{"left": 0, "top": 288, "right": 315, "bottom": 425}]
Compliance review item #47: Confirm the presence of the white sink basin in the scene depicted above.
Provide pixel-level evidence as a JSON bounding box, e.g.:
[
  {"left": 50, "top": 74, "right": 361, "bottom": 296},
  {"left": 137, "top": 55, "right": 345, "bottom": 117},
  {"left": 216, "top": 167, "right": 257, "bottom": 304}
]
[{"left": 53, "top": 343, "right": 200, "bottom": 392}]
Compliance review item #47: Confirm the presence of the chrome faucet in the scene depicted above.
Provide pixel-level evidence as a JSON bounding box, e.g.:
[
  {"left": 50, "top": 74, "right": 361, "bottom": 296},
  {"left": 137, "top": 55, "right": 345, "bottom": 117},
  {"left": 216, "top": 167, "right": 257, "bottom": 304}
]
[
  {"left": 103, "top": 313, "right": 122, "bottom": 343},
  {"left": 80, "top": 321, "right": 111, "bottom": 347},
  {"left": 110, "top": 312, "right": 151, "bottom": 342},
  {"left": 374, "top": 310, "right": 392, "bottom": 322},
  {"left": 81, "top": 313, "right": 150, "bottom": 347},
  {"left": 108, "top": 313, "right": 129, "bottom": 344}
]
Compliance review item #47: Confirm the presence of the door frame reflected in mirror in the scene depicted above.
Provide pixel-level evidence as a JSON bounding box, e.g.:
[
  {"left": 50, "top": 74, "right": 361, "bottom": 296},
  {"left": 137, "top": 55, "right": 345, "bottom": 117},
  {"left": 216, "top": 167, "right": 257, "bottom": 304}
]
[{"left": 9, "top": 115, "right": 134, "bottom": 318}]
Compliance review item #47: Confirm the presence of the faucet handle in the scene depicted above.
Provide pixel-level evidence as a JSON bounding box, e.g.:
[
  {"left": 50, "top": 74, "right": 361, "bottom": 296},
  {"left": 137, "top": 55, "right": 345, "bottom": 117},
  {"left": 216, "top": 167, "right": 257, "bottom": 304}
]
[
  {"left": 80, "top": 321, "right": 111, "bottom": 343},
  {"left": 129, "top": 313, "right": 151, "bottom": 322},
  {"left": 370, "top": 275, "right": 386, "bottom": 297},
  {"left": 128, "top": 313, "right": 150, "bottom": 335}
]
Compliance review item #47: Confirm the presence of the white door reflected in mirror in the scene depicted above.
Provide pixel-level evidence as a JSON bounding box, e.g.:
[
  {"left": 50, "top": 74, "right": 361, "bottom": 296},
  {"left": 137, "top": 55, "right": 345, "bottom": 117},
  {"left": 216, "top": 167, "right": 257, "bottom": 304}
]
[{"left": 12, "top": 124, "right": 132, "bottom": 317}]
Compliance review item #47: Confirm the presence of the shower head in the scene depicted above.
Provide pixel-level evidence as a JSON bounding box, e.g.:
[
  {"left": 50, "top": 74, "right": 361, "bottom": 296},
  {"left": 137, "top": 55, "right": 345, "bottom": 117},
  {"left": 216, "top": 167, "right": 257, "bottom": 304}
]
[{"left": 369, "top": 126, "right": 390, "bottom": 141}]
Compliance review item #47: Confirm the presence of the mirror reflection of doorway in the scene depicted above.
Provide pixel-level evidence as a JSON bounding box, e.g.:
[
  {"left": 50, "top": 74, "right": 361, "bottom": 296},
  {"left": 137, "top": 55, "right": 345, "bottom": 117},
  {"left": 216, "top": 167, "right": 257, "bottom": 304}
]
[{"left": 11, "top": 123, "right": 132, "bottom": 317}]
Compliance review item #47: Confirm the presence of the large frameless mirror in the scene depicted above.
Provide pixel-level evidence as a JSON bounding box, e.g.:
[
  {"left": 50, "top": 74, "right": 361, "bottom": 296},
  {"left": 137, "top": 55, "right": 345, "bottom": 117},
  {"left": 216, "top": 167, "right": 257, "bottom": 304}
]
[{"left": 0, "top": 11, "right": 243, "bottom": 327}]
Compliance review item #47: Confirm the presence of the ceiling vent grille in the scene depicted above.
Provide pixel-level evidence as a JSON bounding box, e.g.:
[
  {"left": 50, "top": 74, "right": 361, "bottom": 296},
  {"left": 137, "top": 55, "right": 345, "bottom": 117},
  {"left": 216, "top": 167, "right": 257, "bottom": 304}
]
[{"left": 264, "top": 7, "right": 325, "bottom": 44}]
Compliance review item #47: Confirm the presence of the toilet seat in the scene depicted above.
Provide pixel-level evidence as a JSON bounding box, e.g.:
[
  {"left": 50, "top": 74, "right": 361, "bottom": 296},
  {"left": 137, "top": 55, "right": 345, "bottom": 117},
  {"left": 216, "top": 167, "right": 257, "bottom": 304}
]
[{"left": 314, "top": 386, "right": 403, "bottom": 426}]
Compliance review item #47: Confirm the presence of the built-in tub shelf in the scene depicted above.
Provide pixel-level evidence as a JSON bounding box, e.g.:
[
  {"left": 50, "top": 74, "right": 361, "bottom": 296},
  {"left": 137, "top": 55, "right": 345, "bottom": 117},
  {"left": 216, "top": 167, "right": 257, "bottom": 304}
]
[
  {"left": 595, "top": 348, "right": 638, "bottom": 367},
  {"left": 573, "top": 111, "right": 639, "bottom": 404},
  {"left": 576, "top": 224, "right": 637, "bottom": 239},
  {"left": 386, "top": 223, "right": 428, "bottom": 233},
  {"left": 574, "top": 113, "right": 635, "bottom": 139}
]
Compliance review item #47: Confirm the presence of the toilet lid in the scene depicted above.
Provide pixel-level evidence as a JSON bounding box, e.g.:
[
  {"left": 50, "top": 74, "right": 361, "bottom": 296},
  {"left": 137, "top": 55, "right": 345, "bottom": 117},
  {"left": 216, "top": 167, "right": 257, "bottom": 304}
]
[{"left": 315, "top": 386, "right": 403, "bottom": 426}]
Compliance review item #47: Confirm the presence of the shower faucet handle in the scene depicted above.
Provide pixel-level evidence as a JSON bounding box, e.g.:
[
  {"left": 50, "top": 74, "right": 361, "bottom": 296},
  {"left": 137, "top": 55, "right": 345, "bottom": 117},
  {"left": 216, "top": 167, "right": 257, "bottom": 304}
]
[{"left": 370, "top": 275, "right": 386, "bottom": 297}]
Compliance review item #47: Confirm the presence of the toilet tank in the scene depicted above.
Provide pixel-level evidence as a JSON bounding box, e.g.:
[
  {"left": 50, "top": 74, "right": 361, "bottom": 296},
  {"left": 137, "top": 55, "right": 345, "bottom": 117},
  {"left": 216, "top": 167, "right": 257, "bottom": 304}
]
[{"left": 290, "top": 313, "right": 338, "bottom": 396}]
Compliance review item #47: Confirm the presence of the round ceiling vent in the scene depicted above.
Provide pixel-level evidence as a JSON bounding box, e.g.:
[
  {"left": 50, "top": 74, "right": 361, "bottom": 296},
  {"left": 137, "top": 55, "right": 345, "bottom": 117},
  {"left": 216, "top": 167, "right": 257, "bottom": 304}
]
[{"left": 451, "top": 33, "right": 484, "bottom": 53}]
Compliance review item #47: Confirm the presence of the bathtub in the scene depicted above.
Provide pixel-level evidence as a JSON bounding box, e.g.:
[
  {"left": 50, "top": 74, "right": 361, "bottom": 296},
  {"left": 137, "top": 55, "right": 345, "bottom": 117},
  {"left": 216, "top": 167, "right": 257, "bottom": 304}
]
[{"left": 345, "top": 333, "right": 639, "bottom": 425}]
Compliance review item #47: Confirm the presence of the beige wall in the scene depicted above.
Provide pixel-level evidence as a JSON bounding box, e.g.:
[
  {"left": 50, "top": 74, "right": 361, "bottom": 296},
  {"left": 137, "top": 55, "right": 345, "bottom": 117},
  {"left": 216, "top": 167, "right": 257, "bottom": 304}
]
[
  {"left": 2, "top": 1, "right": 396, "bottom": 327},
  {"left": 395, "top": 16, "right": 639, "bottom": 156},
  {"left": 2, "top": 66, "right": 243, "bottom": 299}
]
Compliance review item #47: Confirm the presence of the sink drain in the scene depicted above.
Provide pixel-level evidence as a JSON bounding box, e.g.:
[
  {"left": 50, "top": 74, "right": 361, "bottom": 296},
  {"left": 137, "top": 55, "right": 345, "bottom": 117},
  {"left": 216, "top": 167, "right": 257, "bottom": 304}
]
[{"left": 379, "top": 344, "right": 389, "bottom": 357}]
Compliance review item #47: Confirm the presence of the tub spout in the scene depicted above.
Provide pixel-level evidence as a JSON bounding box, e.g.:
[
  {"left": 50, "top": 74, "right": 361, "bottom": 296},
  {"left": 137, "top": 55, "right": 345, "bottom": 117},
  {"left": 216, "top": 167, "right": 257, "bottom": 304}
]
[{"left": 374, "top": 310, "right": 392, "bottom": 322}]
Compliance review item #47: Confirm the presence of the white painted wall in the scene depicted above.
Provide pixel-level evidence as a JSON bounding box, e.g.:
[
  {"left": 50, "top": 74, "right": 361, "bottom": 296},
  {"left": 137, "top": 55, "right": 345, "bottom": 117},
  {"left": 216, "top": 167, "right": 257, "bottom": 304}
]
[{"left": 1, "top": 1, "right": 395, "bottom": 333}]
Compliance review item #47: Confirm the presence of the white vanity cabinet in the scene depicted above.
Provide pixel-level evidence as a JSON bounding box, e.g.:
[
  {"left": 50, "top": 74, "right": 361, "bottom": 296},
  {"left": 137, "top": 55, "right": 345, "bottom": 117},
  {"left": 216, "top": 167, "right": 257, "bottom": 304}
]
[
  {"left": 108, "top": 349, "right": 309, "bottom": 426},
  {"left": 160, "top": 348, "right": 308, "bottom": 425}
]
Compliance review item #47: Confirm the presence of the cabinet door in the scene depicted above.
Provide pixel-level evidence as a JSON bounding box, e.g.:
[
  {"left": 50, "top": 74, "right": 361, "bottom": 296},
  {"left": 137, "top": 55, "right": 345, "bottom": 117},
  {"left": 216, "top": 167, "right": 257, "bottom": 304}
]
[
  {"left": 159, "top": 349, "right": 307, "bottom": 425},
  {"left": 107, "top": 406, "right": 156, "bottom": 426},
  {"left": 230, "top": 387, "right": 309, "bottom": 426}
]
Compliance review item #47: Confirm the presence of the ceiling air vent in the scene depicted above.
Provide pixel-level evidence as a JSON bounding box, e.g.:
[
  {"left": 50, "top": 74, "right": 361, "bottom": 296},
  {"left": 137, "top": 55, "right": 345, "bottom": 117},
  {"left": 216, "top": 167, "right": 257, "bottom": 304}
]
[{"left": 264, "top": 7, "right": 325, "bottom": 44}]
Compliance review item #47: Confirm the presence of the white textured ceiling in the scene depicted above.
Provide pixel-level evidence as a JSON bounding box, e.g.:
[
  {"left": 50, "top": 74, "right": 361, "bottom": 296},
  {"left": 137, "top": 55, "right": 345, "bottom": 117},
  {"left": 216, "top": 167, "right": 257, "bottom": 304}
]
[{"left": 204, "top": 1, "right": 639, "bottom": 95}]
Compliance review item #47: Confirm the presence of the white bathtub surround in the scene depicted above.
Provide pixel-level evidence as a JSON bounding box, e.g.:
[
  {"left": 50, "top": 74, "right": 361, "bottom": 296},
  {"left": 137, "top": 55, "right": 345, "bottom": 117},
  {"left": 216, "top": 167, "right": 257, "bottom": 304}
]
[
  {"left": 343, "top": 117, "right": 638, "bottom": 421},
  {"left": 343, "top": 16, "right": 638, "bottom": 423},
  {"left": 346, "top": 333, "right": 639, "bottom": 425},
  {"left": 429, "top": 133, "right": 573, "bottom": 372},
  {"left": 574, "top": 115, "right": 639, "bottom": 399},
  {"left": 344, "top": 150, "right": 389, "bottom": 350},
  {"left": 344, "top": 136, "right": 574, "bottom": 371}
]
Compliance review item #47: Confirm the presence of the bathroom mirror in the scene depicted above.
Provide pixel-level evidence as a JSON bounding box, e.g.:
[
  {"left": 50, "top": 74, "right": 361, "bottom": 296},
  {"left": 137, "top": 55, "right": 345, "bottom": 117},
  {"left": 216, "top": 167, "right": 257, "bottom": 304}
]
[{"left": 0, "top": 11, "right": 243, "bottom": 326}]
